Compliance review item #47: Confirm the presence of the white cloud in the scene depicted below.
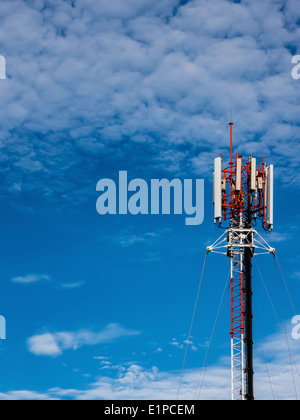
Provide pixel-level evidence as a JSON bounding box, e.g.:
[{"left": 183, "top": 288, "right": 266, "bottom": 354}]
[
  {"left": 11, "top": 274, "right": 51, "bottom": 284},
  {"left": 262, "top": 232, "right": 292, "bottom": 243},
  {"left": 94, "top": 356, "right": 110, "bottom": 361},
  {"left": 11, "top": 274, "right": 87, "bottom": 289},
  {"left": 0, "top": 391, "right": 57, "bottom": 401},
  {"left": 111, "top": 230, "right": 160, "bottom": 248},
  {"left": 27, "top": 323, "right": 141, "bottom": 357},
  {"left": 61, "top": 281, "right": 85, "bottom": 289},
  {"left": 27, "top": 333, "right": 62, "bottom": 357},
  {"left": 169, "top": 336, "right": 202, "bottom": 352}
]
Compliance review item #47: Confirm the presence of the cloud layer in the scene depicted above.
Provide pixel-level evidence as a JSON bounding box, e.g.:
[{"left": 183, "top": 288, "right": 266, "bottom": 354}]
[
  {"left": 3, "top": 323, "right": 300, "bottom": 400},
  {"left": 0, "top": 0, "right": 300, "bottom": 204}
]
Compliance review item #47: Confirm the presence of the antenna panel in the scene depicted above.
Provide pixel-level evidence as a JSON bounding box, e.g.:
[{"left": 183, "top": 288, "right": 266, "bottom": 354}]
[
  {"left": 214, "top": 157, "right": 222, "bottom": 222},
  {"left": 236, "top": 158, "right": 242, "bottom": 191},
  {"left": 251, "top": 157, "right": 256, "bottom": 191},
  {"left": 267, "top": 165, "right": 274, "bottom": 230},
  {"left": 213, "top": 172, "right": 215, "bottom": 204}
]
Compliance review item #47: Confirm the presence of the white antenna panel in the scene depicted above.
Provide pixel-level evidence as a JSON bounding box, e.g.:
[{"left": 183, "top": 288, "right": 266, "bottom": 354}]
[
  {"left": 251, "top": 157, "right": 256, "bottom": 191},
  {"left": 213, "top": 172, "right": 215, "bottom": 204},
  {"left": 267, "top": 165, "right": 274, "bottom": 230},
  {"left": 214, "top": 157, "right": 222, "bottom": 222},
  {"left": 236, "top": 158, "right": 242, "bottom": 191}
]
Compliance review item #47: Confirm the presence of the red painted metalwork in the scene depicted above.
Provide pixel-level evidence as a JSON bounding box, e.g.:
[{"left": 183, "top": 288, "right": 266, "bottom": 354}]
[{"left": 220, "top": 127, "right": 268, "bottom": 229}]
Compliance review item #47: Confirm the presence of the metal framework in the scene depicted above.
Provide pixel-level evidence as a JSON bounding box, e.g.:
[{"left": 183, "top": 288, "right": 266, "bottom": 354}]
[{"left": 208, "top": 122, "right": 275, "bottom": 400}]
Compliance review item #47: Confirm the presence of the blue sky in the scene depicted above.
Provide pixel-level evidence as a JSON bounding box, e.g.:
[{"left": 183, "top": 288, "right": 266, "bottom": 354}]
[{"left": 0, "top": 0, "right": 299, "bottom": 400}]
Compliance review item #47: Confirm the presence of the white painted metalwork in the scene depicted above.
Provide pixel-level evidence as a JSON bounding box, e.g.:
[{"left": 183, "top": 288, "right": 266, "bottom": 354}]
[{"left": 207, "top": 218, "right": 275, "bottom": 400}]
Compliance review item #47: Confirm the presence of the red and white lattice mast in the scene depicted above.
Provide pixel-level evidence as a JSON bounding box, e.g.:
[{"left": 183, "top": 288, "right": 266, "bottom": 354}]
[{"left": 207, "top": 121, "right": 275, "bottom": 400}]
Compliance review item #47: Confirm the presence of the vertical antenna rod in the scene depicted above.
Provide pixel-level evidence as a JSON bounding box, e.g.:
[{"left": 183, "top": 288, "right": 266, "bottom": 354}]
[{"left": 229, "top": 110, "right": 233, "bottom": 165}]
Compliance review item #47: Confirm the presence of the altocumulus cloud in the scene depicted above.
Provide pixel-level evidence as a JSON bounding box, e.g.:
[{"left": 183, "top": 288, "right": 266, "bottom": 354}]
[
  {"left": 27, "top": 323, "right": 141, "bottom": 357},
  {"left": 0, "top": 0, "right": 299, "bottom": 204}
]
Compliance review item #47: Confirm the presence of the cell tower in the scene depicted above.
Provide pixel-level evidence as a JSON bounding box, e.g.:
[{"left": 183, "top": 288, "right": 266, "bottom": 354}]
[{"left": 207, "top": 121, "right": 275, "bottom": 401}]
